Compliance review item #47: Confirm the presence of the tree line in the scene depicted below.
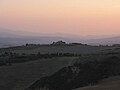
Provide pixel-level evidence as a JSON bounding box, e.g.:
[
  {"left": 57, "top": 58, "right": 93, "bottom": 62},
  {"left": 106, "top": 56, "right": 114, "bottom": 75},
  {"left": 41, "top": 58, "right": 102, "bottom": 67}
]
[{"left": 0, "top": 52, "right": 81, "bottom": 66}]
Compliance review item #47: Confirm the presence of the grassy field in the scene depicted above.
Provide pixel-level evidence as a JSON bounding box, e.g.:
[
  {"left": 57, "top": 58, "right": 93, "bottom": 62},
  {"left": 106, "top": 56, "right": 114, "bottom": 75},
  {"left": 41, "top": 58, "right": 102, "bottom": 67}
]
[{"left": 0, "top": 57, "right": 77, "bottom": 90}]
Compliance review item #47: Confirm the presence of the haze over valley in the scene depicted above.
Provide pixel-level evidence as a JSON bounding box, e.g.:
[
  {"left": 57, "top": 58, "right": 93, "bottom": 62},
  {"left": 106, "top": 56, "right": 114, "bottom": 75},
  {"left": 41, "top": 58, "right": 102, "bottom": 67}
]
[{"left": 1, "top": 27, "right": 120, "bottom": 48}]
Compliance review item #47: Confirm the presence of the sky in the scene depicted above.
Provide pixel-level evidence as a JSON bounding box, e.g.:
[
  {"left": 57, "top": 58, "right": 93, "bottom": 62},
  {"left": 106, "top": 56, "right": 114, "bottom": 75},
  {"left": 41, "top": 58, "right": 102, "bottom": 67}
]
[{"left": 0, "top": 0, "right": 120, "bottom": 36}]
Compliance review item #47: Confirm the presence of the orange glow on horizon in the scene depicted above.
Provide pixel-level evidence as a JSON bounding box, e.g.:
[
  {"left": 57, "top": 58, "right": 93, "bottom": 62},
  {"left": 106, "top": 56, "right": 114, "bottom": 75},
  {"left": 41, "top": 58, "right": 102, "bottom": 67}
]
[{"left": 0, "top": 0, "right": 120, "bottom": 36}]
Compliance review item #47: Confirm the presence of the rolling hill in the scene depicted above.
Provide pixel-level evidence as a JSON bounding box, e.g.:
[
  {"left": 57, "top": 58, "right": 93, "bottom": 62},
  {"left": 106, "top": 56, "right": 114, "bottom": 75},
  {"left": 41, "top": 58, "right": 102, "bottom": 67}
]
[{"left": 1, "top": 27, "right": 120, "bottom": 47}]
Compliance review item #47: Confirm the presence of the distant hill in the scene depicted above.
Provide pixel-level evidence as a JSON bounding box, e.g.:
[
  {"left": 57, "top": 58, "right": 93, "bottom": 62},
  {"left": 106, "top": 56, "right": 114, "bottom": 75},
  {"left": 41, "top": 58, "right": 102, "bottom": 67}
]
[
  {"left": 85, "top": 36, "right": 120, "bottom": 45},
  {"left": 0, "top": 28, "right": 83, "bottom": 47},
  {"left": 1, "top": 27, "right": 120, "bottom": 47}
]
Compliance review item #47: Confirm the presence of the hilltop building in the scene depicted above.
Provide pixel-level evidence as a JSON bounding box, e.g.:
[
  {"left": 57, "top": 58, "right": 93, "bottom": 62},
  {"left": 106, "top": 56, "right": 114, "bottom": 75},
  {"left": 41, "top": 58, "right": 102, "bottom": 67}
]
[{"left": 51, "top": 40, "right": 66, "bottom": 45}]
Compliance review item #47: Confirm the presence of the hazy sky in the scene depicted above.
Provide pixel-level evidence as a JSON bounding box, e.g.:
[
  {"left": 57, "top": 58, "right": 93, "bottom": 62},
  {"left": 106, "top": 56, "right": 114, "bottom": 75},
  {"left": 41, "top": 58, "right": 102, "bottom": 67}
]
[{"left": 0, "top": 0, "right": 120, "bottom": 36}]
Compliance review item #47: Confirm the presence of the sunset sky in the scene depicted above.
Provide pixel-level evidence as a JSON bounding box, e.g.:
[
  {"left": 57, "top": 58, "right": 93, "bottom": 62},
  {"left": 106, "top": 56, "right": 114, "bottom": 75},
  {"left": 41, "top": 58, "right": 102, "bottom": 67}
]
[{"left": 0, "top": 0, "right": 120, "bottom": 36}]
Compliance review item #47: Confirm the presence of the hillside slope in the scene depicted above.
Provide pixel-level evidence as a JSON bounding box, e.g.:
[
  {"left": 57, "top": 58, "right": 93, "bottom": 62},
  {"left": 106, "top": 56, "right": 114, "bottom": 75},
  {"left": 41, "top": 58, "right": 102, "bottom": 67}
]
[
  {"left": 74, "top": 76, "right": 120, "bottom": 90},
  {"left": 26, "top": 51, "right": 120, "bottom": 90}
]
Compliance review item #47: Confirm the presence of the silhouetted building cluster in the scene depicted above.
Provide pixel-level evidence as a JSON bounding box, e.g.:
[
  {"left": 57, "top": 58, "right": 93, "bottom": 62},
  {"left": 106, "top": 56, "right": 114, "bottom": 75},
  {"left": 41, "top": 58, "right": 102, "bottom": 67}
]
[{"left": 51, "top": 40, "right": 66, "bottom": 45}]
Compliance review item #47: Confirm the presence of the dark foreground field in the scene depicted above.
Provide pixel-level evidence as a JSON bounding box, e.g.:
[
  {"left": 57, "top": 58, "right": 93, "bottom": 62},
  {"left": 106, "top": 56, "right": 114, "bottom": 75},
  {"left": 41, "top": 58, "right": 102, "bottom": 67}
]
[
  {"left": 0, "top": 45, "right": 120, "bottom": 90},
  {"left": 27, "top": 48, "right": 120, "bottom": 90},
  {"left": 0, "top": 57, "right": 77, "bottom": 90}
]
